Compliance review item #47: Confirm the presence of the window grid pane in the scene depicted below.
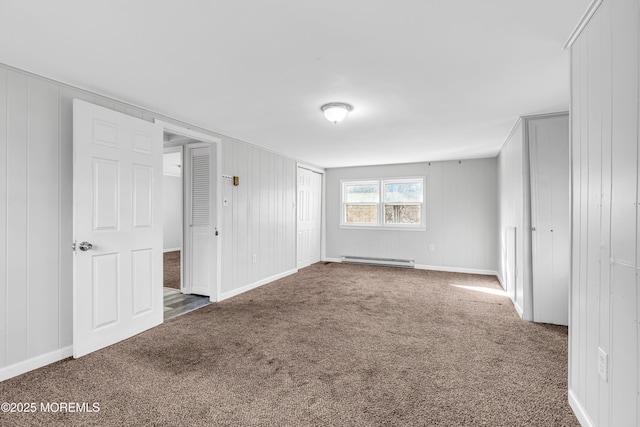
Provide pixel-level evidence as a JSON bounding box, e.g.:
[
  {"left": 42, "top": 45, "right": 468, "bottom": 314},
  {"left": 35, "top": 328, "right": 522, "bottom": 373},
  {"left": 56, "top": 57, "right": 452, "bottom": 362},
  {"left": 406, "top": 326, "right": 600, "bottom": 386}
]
[
  {"left": 345, "top": 205, "right": 378, "bottom": 224},
  {"left": 383, "top": 181, "right": 423, "bottom": 203},
  {"left": 345, "top": 183, "right": 379, "bottom": 203},
  {"left": 384, "top": 205, "right": 421, "bottom": 224}
]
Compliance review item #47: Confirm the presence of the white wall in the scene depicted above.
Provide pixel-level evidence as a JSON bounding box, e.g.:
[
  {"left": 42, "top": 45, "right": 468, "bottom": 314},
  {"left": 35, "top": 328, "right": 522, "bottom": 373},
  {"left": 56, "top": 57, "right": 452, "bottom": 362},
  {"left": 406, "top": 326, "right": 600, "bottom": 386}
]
[
  {"left": 219, "top": 140, "right": 297, "bottom": 298},
  {"left": 568, "top": 0, "right": 639, "bottom": 425},
  {"left": 0, "top": 63, "right": 298, "bottom": 381},
  {"left": 497, "top": 120, "right": 527, "bottom": 315},
  {"left": 163, "top": 175, "right": 182, "bottom": 251},
  {"left": 325, "top": 158, "right": 499, "bottom": 274}
]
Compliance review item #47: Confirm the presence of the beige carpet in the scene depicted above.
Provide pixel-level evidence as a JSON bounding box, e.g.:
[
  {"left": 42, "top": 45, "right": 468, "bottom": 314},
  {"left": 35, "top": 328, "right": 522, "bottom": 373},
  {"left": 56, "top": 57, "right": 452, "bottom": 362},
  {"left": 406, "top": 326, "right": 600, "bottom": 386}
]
[
  {"left": 0, "top": 263, "right": 577, "bottom": 426},
  {"left": 163, "top": 250, "right": 180, "bottom": 290}
]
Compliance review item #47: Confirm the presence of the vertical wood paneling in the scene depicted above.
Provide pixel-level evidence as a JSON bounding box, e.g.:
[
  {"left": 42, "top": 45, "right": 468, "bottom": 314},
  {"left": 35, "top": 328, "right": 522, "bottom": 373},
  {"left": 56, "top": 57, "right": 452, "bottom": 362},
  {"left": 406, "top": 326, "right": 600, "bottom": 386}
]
[
  {"left": 598, "top": 3, "right": 613, "bottom": 424},
  {"left": 610, "top": 0, "right": 638, "bottom": 424},
  {"left": 0, "top": 68, "right": 7, "bottom": 368},
  {"left": 221, "top": 141, "right": 233, "bottom": 294},
  {"left": 569, "top": 40, "right": 582, "bottom": 398},
  {"left": 0, "top": 63, "right": 302, "bottom": 377},
  {"left": 570, "top": 1, "right": 640, "bottom": 425},
  {"left": 6, "top": 71, "right": 28, "bottom": 365},
  {"left": 586, "top": 11, "right": 603, "bottom": 416},
  {"left": 578, "top": 31, "right": 590, "bottom": 402},
  {"left": 236, "top": 143, "right": 248, "bottom": 287},
  {"left": 250, "top": 147, "right": 260, "bottom": 283},
  {"left": 27, "top": 78, "right": 60, "bottom": 357}
]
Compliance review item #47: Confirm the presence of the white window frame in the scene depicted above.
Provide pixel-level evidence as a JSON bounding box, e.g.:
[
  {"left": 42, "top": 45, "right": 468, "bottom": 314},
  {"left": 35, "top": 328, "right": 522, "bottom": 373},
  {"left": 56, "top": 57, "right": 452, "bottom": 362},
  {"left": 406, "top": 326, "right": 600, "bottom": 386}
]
[{"left": 340, "top": 176, "right": 426, "bottom": 231}]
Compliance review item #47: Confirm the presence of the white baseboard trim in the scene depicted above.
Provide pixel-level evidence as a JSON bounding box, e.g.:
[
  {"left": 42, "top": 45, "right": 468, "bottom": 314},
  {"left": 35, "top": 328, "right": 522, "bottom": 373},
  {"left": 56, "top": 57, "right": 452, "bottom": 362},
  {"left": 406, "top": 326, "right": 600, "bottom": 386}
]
[
  {"left": 322, "top": 257, "right": 342, "bottom": 263},
  {"left": 513, "top": 301, "right": 524, "bottom": 319},
  {"left": 568, "top": 389, "right": 594, "bottom": 427},
  {"left": 414, "top": 264, "right": 499, "bottom": 277},
  {"left": 495, "top": 273, "right": 506, "bottom": 290},
  {"left": 0, "top": 346, "right": 73, "bottom": 383},
  {"left": 163, "top": 247, "right": 181, "bottom": 253},
  {"left": 218, "top": 268, "right": 298, "bottom": 302}
]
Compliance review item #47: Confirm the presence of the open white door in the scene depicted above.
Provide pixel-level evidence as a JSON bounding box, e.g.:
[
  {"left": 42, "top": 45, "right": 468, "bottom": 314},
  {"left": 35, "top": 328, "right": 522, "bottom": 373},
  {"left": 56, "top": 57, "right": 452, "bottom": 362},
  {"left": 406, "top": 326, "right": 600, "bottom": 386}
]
[{"left": 73, "top": 99, "right": 163, "bottom": 358}]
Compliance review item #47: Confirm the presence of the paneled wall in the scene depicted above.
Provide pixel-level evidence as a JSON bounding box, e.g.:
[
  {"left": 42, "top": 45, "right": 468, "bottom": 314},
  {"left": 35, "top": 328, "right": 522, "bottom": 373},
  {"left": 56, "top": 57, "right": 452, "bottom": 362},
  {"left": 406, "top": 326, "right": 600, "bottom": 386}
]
[
  {"left": 325, "top": 158, "right": 499, "bottom": 274},
  {"left": 497, "top": 120, "right": 528, "bottom": 315},
  {"left": 569, "top": 0, "right": 639, "bottom": 425},
  {"left": 0, "top": 63, "right": 299, "bottom": 380},
  {"left": 163, "top": 175, "right": 182, "bottom": 251},
  {"left": 220, "top": 140, "right": 297, "bottom": 298}
]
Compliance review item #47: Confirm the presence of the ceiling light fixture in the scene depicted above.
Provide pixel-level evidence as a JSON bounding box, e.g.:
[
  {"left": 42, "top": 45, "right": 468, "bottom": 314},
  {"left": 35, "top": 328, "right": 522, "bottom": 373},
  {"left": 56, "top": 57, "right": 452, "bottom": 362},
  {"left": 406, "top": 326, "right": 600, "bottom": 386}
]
[{"left": 321, "top": 102, "right": 353, "bottom": 125}]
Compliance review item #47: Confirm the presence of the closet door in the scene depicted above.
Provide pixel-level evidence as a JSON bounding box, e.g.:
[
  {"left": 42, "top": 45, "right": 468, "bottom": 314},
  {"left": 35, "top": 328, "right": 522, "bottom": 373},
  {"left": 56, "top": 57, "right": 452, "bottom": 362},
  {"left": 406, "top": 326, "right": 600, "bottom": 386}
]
[
  {"left": 528, "top": 115, "right": 570, "bottom": 326},
  {"left": 184, "top": 144, "right": 214, "bottom": 296}
]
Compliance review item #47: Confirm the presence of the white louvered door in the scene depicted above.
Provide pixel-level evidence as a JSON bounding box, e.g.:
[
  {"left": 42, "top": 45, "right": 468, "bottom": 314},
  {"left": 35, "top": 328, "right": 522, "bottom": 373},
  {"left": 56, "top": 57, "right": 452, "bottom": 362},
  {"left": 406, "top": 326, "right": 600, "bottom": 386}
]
[{"left": 185, "top": 144, "right": 213, "bottom": 296}]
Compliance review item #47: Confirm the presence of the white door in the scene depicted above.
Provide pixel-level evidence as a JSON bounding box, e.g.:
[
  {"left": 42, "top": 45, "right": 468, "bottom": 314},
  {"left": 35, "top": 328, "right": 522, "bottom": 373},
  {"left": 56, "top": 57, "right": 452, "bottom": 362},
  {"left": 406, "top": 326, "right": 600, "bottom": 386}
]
[
  {"left": 184, "top": 143, "right": 213, "bottom": 296},
  {"left": 529, "top": 116, "right": 570, "bottom": 326},
  {"left": 73, "top": 99, "right": 163, "bottom": 358},
  {"left": 297, "top": 167, "right": 322, "bottom": 268}
]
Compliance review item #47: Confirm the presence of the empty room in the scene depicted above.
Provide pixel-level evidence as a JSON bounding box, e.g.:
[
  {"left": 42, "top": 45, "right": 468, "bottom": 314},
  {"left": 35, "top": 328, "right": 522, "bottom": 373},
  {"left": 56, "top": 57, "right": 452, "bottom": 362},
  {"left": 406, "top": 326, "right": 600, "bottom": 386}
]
[{"left": 0, "top": 0, "right": 638, "bottom": 426}]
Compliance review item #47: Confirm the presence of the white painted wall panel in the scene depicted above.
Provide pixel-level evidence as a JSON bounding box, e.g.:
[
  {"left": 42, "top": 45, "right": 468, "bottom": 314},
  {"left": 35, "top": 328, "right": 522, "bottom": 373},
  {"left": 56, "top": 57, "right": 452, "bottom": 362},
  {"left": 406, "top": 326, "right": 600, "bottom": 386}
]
[
  {"left": 0, "top": 63, "right": 299, "bottom": 379},
  {"left": 162, "top": 175, "right": 182, "bottom": 251},
  {"left": 6, "top": 71, "right": 29, "bottom": 365},
  {"left": 27, "top": 78, "right": 60, "bottom": 358},
  {"left": 569, "top": 0, "right": 640, "bottom": 425},
  {"left": 498, "top": 122, "right": 526, "bottom": 310},
  {"left": 218, "top": 139, "right": 297, "bottom": 296},
  {"left": 325, "top": 158, "right": 498, "bottom": 274},
  {"left": 0, "top": 67, "right": 7, "bottom": 368}
]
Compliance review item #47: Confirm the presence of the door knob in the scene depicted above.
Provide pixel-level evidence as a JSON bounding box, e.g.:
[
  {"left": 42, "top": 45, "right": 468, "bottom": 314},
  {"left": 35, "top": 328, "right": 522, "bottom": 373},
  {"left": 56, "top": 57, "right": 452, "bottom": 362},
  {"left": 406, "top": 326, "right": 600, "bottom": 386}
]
[{"left": 78, "top": 242, "right": 93, "bottom": 252}]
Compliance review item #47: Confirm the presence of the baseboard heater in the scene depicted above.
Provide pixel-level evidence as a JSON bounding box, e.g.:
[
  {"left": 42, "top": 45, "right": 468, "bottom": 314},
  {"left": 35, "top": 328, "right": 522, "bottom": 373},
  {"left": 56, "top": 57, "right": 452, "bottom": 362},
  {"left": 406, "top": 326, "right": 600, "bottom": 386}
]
[{"left": 340, "top": 256, "right": 415, "bottom": 268}]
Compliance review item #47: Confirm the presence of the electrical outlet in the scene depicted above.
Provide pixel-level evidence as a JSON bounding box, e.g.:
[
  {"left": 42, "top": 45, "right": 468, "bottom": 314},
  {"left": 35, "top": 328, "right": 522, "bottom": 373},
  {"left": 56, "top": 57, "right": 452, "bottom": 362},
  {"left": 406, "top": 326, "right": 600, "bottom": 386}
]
[
  {"left": 252, "top": 254, "right": 257, "bottom": 264},
  {"left": 598, "top": 347, "right": 608, "bottom": 382},
  {"left": 429, "top": 244, "right": 435, "bottom": 252}
]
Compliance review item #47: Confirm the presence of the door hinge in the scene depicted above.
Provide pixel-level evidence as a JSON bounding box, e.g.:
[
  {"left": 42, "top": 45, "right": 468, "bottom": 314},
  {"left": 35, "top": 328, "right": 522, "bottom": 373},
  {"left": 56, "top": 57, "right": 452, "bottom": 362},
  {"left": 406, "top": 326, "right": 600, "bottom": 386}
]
[{"left": 72, "top": 241, "right": 76, "bottom": 251}]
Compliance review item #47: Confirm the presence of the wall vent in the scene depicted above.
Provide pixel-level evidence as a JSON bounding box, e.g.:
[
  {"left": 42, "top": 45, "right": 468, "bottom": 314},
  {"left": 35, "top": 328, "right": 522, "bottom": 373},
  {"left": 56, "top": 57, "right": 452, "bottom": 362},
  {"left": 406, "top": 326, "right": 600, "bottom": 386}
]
[{"left": 340, "top": 256, "right": 415, "bottom": 268}]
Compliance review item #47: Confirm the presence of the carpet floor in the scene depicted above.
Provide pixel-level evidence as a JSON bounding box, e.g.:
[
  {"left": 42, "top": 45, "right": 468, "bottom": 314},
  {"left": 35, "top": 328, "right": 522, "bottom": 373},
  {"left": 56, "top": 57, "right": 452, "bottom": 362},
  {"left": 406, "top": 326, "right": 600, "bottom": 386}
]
[
  {"left": 163, "top": 250, "right": 180, "bottom": 290},
  {"left": 0, "top": 263, "right": 577, "bottom": 426}
]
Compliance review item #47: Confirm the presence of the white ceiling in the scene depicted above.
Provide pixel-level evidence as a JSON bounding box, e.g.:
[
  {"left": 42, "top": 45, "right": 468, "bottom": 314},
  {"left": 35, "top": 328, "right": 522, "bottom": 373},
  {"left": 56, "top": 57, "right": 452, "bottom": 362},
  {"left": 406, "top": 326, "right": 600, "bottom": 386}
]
[{"left": 0, "top": 0, "right": 589, "bottom": 168}]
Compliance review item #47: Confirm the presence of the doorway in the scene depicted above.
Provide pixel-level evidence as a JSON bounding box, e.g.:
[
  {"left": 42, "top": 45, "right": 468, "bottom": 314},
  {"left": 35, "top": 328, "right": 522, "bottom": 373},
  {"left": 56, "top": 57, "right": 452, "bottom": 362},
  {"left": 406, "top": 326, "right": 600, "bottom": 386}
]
[
  {"left": 161, "top": 146, "right": 209, "bottom": 319},
  {"left": 158, "top": 123, "right": 221, "bottom": 318}
]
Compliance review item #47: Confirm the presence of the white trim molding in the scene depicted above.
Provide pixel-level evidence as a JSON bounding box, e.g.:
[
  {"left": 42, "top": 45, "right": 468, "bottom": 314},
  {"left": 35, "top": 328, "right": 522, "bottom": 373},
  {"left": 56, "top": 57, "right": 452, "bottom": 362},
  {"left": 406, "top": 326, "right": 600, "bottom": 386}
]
[
  {"left": 568, "top": 390, "right": 594, "bottom": 427},
  {"left": 218, "top": 269, "right": 298, "bottom": 302},
  {"left": 563, "top": 0, "right": 604, "bottom": 49},
  {"left": 414, "top": 264, "right": 499, "bottom": 277},
  {"left": 0, "top": 347, "right": 73, "bottom": 383}
]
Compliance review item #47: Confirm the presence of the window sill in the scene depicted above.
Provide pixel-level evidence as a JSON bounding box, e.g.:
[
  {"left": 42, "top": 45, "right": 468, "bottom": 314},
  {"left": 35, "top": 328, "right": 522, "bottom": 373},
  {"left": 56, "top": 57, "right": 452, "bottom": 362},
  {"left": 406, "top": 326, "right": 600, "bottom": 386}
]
[{"left": 339, "top": 225, "right": 426, "bottom": 232}]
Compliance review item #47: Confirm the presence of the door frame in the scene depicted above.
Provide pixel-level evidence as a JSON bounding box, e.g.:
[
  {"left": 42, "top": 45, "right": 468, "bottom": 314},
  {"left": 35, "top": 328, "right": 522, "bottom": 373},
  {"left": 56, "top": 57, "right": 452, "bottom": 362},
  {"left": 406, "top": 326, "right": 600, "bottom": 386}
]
[
  {"left": 155, "top": 120, "right": 222, "bottom": 302},
  {"left": 296, "top": 163, "right": 325, "bottom": 266}
]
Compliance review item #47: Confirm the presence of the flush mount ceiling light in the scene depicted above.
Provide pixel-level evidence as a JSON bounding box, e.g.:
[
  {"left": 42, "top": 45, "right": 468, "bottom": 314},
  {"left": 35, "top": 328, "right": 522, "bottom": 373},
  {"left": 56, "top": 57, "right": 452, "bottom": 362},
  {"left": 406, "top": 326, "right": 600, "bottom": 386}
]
[{"left": 321, "top": 102, "right": 353, "bottom": 125}]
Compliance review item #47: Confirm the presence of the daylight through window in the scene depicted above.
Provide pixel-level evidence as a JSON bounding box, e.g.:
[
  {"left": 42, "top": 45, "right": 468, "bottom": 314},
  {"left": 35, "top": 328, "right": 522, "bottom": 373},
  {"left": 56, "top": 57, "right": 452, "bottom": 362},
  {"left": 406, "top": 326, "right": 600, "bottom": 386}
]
[{"left": 341, "top": 178, "right": 425, "bottom": 229}]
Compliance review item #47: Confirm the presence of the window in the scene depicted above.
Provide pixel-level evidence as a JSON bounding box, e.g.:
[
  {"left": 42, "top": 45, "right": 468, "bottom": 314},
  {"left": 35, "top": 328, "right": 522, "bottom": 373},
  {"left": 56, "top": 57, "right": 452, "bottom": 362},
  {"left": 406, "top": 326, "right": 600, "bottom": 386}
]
[{"left": 341, "top": 177, "right": 425, "bottom": 229}]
